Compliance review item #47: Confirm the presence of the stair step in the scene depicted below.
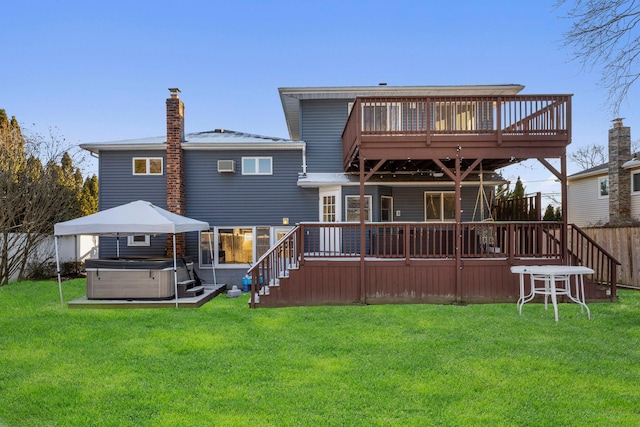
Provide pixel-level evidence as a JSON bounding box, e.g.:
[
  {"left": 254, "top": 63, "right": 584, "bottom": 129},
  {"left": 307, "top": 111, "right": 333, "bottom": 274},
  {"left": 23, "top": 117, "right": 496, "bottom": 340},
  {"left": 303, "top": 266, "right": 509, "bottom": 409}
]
[{"left": 185, "top": 285, "right": 204, "bottom": 297}]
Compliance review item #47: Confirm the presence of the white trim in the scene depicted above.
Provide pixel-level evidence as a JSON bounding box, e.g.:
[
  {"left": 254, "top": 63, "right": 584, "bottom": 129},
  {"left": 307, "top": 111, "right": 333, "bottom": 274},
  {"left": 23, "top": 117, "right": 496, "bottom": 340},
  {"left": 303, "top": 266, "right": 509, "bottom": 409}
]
[
  {"left": 132, "top": 157, "right": 163, "bottom": 176},
  {"left": 381, "top": 195, "right": 394, "bottom": 222},
  {"left": 632, "top": 171, "right": 640, "bottom": 194},
  {"left": 242, "top": 157, "right": 273, "bottom": 175},
  {"left": 127, "top": 235, "right": 150, "bottom": 246},
  {"left": 424, "top": 191, "right": 456, "bottom": 221},
  {"left": 199, "top": 226, "right": 274, "bottom": 269},
  {"left": 345, "top": 195, "right": 372, "bottom": 222},
  {"left": 319, "top": 186, "right": 341, "bottom": 222},
  {"left": 598, "top": 176, "right": 610, "bottom": 199}
]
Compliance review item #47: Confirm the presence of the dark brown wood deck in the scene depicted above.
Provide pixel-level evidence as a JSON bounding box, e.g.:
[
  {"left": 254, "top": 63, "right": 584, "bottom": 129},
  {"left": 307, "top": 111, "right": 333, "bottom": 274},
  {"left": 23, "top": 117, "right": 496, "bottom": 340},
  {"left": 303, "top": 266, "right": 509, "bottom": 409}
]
[
  {"left": 248, "top": 94, "right": 618, "bottom": 308},
  {"left": 248, "top": 223, "right": 618, "bottom": 308}
]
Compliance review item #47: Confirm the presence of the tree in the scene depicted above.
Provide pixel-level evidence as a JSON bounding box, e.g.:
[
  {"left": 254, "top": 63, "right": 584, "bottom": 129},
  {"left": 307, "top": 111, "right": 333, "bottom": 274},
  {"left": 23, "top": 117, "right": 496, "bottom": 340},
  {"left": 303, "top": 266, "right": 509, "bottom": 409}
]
[
  {"left": 569, "top": 143, "right": 607, "bottom": 169},
  {"left": 79, "top": 175, "right": 99, "bottom": 216},
  {"left": 556, "top": 0, "right": 640, "bottom": 114},
  {"left": 543, "top": 204, "right": 562, "bottom": 221},
  {"left": 0, "top": 111, "right": 97, "bottom": 285},
  {"left": 511, "top": 177, "right": 525, "bottom": 199}
]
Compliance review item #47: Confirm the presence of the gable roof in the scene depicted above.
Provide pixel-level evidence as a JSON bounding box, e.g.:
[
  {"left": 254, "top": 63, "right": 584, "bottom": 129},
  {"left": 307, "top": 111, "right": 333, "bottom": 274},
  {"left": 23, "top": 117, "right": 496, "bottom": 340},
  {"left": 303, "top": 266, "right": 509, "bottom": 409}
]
[
  {"left": 278, "top": 84, "right": 526, "bottom": 140},
  {"left": 568, "top": 153, "right": 640, "bottom": 181},
  {"left": 80, "top": 129, "right": 304, "bottom": 154}
]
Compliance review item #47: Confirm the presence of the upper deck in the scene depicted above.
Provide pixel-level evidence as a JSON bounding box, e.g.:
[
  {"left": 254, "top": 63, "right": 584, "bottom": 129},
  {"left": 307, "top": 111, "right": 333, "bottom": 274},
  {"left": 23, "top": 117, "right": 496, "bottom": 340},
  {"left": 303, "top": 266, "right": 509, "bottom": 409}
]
[{"left": 342, "top": 95, "right": 571, "bottom": 173}]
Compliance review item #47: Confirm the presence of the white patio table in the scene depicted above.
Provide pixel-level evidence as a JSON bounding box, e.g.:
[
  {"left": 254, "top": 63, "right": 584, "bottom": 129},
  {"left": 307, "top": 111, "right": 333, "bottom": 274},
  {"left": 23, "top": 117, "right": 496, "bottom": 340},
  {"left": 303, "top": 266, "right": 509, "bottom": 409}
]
[{"left": 510, "top": 265, "right": 593, "bottom": 322}]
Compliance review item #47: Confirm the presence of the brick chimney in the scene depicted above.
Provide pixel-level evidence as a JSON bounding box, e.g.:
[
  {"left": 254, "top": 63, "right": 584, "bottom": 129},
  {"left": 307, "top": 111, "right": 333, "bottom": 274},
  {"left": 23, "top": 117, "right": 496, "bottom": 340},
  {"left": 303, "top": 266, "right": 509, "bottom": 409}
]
[
  {"left": 166, "top": 88, "right": 186, "bottom": 256},
  {"left": 608, "top": 118, "right": 632, "bottom": 224}
]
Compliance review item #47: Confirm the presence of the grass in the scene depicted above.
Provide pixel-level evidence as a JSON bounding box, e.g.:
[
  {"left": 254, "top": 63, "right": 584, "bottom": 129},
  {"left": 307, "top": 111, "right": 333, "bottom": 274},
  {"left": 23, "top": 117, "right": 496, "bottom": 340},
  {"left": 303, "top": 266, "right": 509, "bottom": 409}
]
[{"left": 1, "top": 280, "right": 639, "bottom": 426}]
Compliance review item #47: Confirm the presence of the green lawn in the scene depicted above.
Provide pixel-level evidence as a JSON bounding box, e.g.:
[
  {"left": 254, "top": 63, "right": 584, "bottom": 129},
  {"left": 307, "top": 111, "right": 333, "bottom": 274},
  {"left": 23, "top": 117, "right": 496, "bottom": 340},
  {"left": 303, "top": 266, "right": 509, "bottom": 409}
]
[{"left": 1, "top": 279, "right": 639, "bottom": 427}]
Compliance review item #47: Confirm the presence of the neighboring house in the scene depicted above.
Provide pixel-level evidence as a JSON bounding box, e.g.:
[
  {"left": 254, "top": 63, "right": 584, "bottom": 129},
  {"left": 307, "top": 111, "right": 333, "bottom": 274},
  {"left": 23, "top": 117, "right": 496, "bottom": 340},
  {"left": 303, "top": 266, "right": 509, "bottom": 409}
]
[
  {"left": 568, "top": 119, "right": 640, "bottom": 227},
  {"left": 82, "top": 85, "right": 618, "bottom": 306}
]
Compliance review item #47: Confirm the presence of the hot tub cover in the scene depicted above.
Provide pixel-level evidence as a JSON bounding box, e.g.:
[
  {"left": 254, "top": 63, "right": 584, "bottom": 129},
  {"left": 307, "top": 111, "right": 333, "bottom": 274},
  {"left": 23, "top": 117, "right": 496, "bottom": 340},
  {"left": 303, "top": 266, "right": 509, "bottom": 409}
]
[{"left": 54, "top": 200, "right": 209, "bottom": 236}]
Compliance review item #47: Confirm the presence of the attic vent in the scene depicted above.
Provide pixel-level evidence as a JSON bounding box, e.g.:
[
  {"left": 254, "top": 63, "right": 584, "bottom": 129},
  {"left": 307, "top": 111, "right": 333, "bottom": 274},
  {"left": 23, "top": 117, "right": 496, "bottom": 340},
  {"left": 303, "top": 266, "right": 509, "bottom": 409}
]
[{"left": 217, "top": 160, "right": 235, "bottom": 173}]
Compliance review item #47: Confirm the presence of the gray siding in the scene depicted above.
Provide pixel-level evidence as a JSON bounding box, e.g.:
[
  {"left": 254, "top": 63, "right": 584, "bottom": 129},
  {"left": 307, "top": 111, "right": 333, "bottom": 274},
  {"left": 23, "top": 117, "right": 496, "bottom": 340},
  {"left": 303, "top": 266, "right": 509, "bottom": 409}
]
[
  {"left": 343, "top": 186, "right": 490, "bottom": 222},
  {"left": 183, "top": 149, "right": 317, "bottom": 225},
  {"left": 300, "top": 99, "right": 351, "bottom": 173},
  {"left": 183, "top": 148, "right": 317, "bottom": 268},
  {"left": 98, "top": 150, "right": 167, "bottom": 258}
]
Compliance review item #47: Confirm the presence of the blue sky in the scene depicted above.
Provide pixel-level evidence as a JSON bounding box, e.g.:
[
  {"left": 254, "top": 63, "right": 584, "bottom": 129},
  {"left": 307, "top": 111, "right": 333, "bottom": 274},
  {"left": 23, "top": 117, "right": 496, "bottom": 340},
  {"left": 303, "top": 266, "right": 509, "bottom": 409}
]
[{"left": 3, "top": 0, "right": 639, "bottom": 203}]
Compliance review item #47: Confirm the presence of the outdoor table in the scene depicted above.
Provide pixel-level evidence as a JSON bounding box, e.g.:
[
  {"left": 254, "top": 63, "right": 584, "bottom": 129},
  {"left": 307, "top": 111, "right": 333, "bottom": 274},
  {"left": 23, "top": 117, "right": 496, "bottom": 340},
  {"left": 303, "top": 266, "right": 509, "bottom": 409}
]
[{"left": 510, "top": 265, "right": 592, "bottom": 322}]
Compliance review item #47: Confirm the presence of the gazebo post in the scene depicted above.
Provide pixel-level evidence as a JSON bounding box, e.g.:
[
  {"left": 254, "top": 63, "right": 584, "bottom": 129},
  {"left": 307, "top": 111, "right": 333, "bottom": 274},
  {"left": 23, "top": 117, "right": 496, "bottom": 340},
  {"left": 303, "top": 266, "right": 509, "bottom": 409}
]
[
  {"left": 208, "top": 232, "right": 216, "bottom": 285},
  {"left": 172, "top": 234, "right": 179, "bottom": 308},
  {"left": 54, "top": 236, "right": 64, "bottom": 307}
]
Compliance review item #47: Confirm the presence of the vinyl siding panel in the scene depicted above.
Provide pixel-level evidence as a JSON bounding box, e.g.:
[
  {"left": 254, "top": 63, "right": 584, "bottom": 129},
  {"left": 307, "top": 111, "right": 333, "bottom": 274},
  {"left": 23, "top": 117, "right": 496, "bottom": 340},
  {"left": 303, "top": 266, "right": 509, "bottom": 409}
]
[
  {"left": 98, "top": 150, "right": 167, "bottom": 258},
  {"left": 300, "top": 99, "right": 351, "bottom": 173},
  {"left": 567, "top": 175, "right": 609, "bottom": 226},
  {"left": 183, "top": 149, "right": 317, "bottom": 226},
  {"left": 183, "top": 148, "right": 318, "bottom": 269}
]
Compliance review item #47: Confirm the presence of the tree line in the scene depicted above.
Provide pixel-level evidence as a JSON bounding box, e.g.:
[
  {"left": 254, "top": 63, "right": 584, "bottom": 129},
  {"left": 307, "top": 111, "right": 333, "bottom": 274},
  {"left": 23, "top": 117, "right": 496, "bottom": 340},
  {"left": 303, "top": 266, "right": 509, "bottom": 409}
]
[{"left": 0, "top": 109, "right": 98, "bottom": 286}]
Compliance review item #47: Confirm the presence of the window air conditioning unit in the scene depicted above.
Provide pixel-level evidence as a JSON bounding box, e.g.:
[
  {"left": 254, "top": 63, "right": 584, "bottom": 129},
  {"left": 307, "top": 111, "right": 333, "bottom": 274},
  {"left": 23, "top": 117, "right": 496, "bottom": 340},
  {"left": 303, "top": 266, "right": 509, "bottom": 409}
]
[{"left": 217, "top": 160, "right": 235, "bottom": 173}]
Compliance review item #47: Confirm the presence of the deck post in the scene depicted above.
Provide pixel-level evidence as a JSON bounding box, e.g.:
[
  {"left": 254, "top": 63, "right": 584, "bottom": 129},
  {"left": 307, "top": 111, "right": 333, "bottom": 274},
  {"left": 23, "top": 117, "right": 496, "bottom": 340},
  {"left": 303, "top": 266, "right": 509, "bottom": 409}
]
[
  {"left": 560, "top": 154, "right": 568, "bottom": 265},
  {"left": 455, "top": 155, "right": 462, "bottom": 302},
  {"left": 359, "top": 156, "right": 366, "bottom": 304}
]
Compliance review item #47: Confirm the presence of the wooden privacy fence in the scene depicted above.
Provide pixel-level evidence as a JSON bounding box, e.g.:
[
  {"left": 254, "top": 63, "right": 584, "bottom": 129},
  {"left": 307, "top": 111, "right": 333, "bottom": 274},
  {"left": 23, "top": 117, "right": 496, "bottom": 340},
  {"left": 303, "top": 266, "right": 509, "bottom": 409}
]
[{"left": 581, "top": 226, "right": 640, "bottom": 288}]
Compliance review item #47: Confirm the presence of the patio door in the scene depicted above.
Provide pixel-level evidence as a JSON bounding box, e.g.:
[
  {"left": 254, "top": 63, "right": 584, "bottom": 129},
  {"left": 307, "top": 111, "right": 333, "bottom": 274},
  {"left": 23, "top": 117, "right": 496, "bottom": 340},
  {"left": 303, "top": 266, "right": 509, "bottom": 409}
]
[{"left": 319, "top": 187, "right": 341, "bottom": 254}]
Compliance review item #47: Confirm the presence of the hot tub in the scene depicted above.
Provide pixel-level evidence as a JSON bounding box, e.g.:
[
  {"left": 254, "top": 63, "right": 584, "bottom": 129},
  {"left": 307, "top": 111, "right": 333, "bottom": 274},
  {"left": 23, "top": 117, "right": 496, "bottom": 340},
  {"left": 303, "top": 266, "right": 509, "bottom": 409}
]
[{"left": 85, "top": 257, "right": 194, "bottom": 300}]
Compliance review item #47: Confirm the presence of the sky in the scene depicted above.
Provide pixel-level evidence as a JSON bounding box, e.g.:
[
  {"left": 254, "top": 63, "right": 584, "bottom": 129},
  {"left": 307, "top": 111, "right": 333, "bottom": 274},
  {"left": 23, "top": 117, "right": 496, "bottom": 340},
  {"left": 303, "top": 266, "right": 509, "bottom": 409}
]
[{"left": 3, "top": 0, "right": 640, "bottom": 206}]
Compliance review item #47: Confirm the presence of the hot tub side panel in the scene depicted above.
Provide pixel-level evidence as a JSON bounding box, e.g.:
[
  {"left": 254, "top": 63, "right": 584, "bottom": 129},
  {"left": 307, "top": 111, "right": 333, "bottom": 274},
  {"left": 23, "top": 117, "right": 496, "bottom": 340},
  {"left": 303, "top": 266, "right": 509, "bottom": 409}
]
[{"left": 86, "top": 268, "right": 175, "bottom": 299}]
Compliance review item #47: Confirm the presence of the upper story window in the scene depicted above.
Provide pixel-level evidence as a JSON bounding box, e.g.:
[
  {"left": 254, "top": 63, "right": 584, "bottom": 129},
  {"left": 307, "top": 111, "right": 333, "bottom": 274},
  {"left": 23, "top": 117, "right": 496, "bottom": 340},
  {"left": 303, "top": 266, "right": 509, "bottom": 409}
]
[
  {"left": 633, "top": 171, "right": 640, "bottom": 194},
  {"left": 598, "top": 177, "right": 609, "bottom": 198},
  {"left": 133, "top": 158, "right": 163, "bottom": 175},
  {"left": 242, "top": 157, "right": 272, "bottom": 175},
  {"left": 345, "top": 195, "right": 371, "bottom": 222}
]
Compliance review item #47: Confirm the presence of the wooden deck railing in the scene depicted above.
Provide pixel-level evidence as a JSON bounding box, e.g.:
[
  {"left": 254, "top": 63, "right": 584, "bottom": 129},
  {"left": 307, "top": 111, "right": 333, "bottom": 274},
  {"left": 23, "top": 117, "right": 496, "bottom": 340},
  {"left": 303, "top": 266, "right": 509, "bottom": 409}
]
[
  {"left": 249, "top": 222, "right": 568, "bottom": 292},
  {"left": 568, "top": 224, "right": 620, "bottom": 295},
  {"left": 342, "top": 95, "right": 571, "bottom": 167},
  {"left": 247, "top": 222, "right": 619, "bottom": 305}
]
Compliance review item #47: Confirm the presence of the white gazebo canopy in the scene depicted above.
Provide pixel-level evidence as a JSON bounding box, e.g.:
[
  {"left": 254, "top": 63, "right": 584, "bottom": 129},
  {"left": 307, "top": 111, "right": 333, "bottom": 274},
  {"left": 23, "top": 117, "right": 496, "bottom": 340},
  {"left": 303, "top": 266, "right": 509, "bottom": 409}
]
[
  {"left": 53, "top": 200, "right": 212, "bottom": 307},
  {"left": 54, "top": 200, "right": 209, "bottom": 236}
]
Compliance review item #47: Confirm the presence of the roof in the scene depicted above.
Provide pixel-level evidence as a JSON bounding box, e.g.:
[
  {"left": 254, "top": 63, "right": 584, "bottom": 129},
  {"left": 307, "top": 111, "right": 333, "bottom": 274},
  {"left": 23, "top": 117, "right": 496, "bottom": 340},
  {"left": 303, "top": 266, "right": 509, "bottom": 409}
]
[
  {"left": 568, "top": 153, "right": 640, "bottom": 181},
  {"left": 80, "top": 129, "right": 304, "bottom": 154},
  {"left": 278, "top": 84, "right": 526, "bottom": 140}
]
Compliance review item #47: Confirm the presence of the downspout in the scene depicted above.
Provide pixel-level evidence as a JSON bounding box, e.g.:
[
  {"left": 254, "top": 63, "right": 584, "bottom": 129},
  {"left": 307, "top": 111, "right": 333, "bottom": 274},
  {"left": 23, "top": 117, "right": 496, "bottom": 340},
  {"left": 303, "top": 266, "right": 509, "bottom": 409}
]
[{"left": 301, "top": 144, "right": 307, "bottom": 175}]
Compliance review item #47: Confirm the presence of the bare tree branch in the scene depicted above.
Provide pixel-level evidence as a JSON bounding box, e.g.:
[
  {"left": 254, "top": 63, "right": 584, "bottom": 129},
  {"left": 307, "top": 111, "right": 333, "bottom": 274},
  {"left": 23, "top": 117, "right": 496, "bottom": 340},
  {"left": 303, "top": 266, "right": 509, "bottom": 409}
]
[{"left": 556, "top": 0, "right": 640, "bottom": 114}]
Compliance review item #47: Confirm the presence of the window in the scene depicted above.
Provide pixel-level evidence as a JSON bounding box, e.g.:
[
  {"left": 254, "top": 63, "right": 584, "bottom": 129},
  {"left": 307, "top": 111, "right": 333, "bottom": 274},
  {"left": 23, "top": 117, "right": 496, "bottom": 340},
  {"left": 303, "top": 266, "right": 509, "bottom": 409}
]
[
  {"left": 127, "top": 235, "right": 150, "bottom": 246},
  {"left": 424, "top": 192, "right": 455, "bottom": 221},
  {"left": 598, "top": 177, "right": 609, "bottom": 198},
  {"left": 323, "top": 195, "right": 336, "bottom": 222},
  {"left": 242, "top": 157, "right": 272, "bottom": 175},
  {"left": 381, "top": 196, "right": 393, "bottom": 222},
  {"left": 133, "top": 158, "right": 163, "bottom": 175},
  {"left": 200, "top": 226, "right": 271, "bottom": 268},
  {"left": 345, "top": 195, "right": 371, "bottom": 222},
  {"left": 633, "top": 171, "right": 640, "bottom": 194}
]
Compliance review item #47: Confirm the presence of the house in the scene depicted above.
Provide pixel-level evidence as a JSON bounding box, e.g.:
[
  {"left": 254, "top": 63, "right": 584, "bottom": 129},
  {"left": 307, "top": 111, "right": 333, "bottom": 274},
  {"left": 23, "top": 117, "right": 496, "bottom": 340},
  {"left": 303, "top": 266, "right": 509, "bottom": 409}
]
[
  {"left": 568, "top": 118, "right": 640, "bottom": 226},
  {"left": 82, "top": 85, "right": 618, "bottom": 307}
]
